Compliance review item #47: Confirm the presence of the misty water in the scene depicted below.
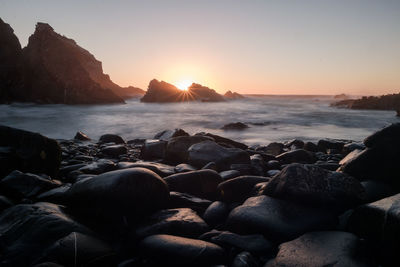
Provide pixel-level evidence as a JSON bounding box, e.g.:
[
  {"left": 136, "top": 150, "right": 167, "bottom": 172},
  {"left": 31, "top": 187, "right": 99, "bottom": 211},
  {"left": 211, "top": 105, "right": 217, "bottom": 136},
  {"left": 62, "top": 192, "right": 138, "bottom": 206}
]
[{"left": 0, "top": 95, "right": 398, "bottom": 145}]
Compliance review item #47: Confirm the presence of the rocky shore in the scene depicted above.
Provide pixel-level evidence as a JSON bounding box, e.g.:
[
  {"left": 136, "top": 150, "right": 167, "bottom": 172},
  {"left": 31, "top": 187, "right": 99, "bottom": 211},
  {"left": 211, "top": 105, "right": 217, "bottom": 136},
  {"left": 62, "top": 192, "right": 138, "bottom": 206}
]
[{"left": 0, "top": 124, "right": 400, "bottom": 266}]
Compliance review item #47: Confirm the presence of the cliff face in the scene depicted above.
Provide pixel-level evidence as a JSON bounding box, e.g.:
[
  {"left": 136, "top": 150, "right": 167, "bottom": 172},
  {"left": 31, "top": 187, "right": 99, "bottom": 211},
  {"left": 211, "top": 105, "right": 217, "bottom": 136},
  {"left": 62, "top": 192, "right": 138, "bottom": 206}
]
[
  {"left": 21, "top": 23, "right": 124, "bottom": 104},
  {"left": 0, "top": 18, "right": 23, "bottom": 103},
  {"left": 141, "top": 79, "right": 225, "bottom": 103}
]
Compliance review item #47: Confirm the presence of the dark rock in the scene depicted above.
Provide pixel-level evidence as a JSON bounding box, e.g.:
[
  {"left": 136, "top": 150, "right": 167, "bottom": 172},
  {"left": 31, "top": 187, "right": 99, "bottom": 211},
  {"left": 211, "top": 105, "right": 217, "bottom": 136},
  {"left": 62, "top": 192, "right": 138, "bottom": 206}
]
[
  {"left": 59, "top": 163, "right": 87, "bottom": 176},
  {"left": 276, "top": 149, "right": 316, "bottom": 164},
  {"left": 36, "top": 184, "right": 71, "bottom": 204},
  {"left": 317, "top": 139, "right": 345, "bottom": 152},
  {"left": 154, "top": 128, "right": 189, "bottom": 141},
  {"left": 284, "top": 139, "right": 304, "bottom": 150},
  {"left": 74, "top": 131, "right": 91, "bottom": 141},
  {"left": 303, "top": 141, "right": 318, "bottom": 152},
  {"left": 36, "top": 232, "right": 115, "bottom": 267},
  {"left": 218, "top": 176, "right": 270, "bottom": 203},
  {"left": 347, "top": 193, "right": 400, "bottom": 265},
  {"left": 188, "top": 140, "right": 250, "bottom": 171},
  {"left": 165, "top": 135, "right": 213, "bottom": 164},
  {"left": 266, "top": 160, "right": 280, "bottom": 170},
  {"left": 140, "top": 234, "right": 226, "bottom": 265},
  {"left": 135, "top": 208, "right": 209, "bottom": 238},
  {"left": 174, "top": 163, "right": 197, "bottom": 173},
  {"left": 202, "top": 161, "right": 218, "bottom": 171},
  {"left": 361, "top": 180, "right": 396, "bottom": 203},
  {"left": 168, "top": 192, "right": 212, "bottom": 214},
  {"left": 263, "top": 163, "right": 366, "bottom": 209},
  {"left": 0, "top": 202, "right": 90, "bottom": 266},
  {"left": 101, "top": 144, "right": 127, "bottom": 157},
  {"left": 221, "top": 122, "right": 249, "bottom": 131},
  {"left": 79, "top": 159, "right": 117, "bottom": 174},
  {"left": 267, "top": 231, "right": 372, "bottom": 267},
  {"left": 140, "top": 140, "right": 167, "bottom": 160},
  {"left": 364, "top": 123, "right": 400, "bottom": 148},
  {"left": 219, "top": 170, "right": 241, "bottom": 180},
  {"left": 99, "top": 134, "right": 125, "bottom": 144},
  {"left": 118, "top": 161, "right": 175, "bottom": 177},
  {"left": 0, "top": 195, "right": 13, "bottom": 212},
  {"left": 256, "top": 143, "right": 283, "bottom": 156},
  {"left": 66, "top": 168, "right": 169, "bottom": 225},
  {"left": 230, "top": 163, "right": 253, "bottom": 175},
  {"left": 266, "top": 169, "right": 280, "bottom": 177},
  {"left": 0, "top": 125, "right": 61, "bottom": 177},
  {"left": 250, "top": 154, "right": 267, "bottom": 176},
  {"left": 226, "top": 195, "right": 336, "bottom": 242},
  {"left": 196, "top": 132, "right": 248, "bottom": 150},
  {"left": 224, "top": 90, "right": 245, "bottom": 99},
  {"left": 232, "top": 252, "right": 259, "bottom": 267},
  {"left": 343, "top": 142, "right": 365, "bottom": 153},
  {"left": 0, "top": 170, "right": 61, "bottom": 199},
  {"left": 203, "top": 201, "right": 230, "bottom": 227},
  {"left": 201, "top": 231, "right": 274, "bottom": 254},
  {"left": 314, "top": 162, "right": 340, "bottom": 171},
  {"left": 164, "top": 169, "right": 222, "bottom": 200}
]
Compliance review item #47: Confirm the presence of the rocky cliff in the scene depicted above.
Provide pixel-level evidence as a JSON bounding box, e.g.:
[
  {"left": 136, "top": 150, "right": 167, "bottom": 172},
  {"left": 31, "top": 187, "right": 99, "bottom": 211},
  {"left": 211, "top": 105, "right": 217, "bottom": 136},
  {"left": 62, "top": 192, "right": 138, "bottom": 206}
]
[
  {"left": 0, "top": 19, "right": 144, "bottom": 104},
  {"left": 141, "top": 79, "right": 225, "bottom": 103},
  {"left": 333, "top": 93, "right": 400, "bottom": 115},
  {"left": 224, "top": 90, "right": 245, "bottom": 99}
]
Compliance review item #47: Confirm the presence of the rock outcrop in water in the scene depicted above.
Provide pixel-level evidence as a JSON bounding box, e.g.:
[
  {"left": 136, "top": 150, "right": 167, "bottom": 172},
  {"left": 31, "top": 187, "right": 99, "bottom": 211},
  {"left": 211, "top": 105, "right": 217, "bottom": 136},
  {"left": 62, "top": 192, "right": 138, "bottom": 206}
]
[
  {"left": 224, "top": 90, "right": 245, "bottom": 99},
  {"left": 0, "top": 19, "right": 144, "bottom": 104},
  {"left": 333, "top": 93, "right": 400, "bottom": 115},
  {"left": 141, "top": 79, "right": 225, "bottom": 103},
  {"left": 1, "top": 123, "right": 400, "bottom": 265}
]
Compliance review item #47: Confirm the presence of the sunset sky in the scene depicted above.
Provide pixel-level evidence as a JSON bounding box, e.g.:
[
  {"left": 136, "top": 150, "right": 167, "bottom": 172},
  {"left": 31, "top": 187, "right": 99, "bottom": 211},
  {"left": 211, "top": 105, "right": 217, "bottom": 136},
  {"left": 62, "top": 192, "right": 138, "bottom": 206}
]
[{"left": 1, "top": 0, "right": 399, "bottom": 95}]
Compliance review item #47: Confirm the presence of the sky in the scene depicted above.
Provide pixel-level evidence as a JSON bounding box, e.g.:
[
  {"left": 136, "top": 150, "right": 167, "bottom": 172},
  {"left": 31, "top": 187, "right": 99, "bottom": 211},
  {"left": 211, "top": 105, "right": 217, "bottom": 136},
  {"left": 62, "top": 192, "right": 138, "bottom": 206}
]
[{"left": 1, "top": 0, "right": 399, "bottom": 95}]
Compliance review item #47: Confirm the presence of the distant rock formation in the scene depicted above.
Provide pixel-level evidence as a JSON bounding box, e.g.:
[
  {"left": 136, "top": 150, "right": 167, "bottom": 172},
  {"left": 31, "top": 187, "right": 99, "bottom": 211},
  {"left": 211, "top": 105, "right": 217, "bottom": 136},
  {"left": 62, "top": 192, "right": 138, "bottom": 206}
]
[
  {"left": 141, "top": 79, "right": 225, "bottom": 103},
  {"left": 333, "top": 93, "right": 349, "bottom": 100},
  {"left": 0, "top": 19, "right": 143, "bottom": 104},
  {"left": 332, "top": 93, "right": 400, "bottom": 115},
  {"left": 224, "top": 90, "right": 245, "bottom": 99}
]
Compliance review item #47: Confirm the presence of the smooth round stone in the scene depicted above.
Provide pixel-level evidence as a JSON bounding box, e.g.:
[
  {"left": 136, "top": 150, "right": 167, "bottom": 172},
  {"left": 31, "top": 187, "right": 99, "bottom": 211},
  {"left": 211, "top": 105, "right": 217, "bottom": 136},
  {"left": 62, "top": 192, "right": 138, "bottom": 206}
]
[
  {"left": 98, "top": 134, "right": 125, "bottom": 144},
  {"left": 140, "top": 234, "right": 226, "bottom": 266},
  {"left": 203, "top": 201, "right": 230, "bottom": 227},
  {"left": 218, "top": 176, "right": 270, "bottom": 203}
]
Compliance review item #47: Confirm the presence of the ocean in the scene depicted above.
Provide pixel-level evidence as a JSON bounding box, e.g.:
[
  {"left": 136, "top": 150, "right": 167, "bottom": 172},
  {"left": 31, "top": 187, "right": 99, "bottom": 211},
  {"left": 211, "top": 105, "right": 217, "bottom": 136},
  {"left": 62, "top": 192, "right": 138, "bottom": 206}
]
[{"left": 0, "top": 95, "right": 398, "bottom": 145}]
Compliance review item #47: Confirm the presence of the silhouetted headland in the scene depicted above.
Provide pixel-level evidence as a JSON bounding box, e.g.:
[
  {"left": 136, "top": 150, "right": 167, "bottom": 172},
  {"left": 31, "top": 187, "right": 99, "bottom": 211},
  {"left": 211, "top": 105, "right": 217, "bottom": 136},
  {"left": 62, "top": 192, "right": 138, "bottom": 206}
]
[
  {"left": 0, "top": 18, "right": 144, "bottom": 104},
  {"left": 1, "top": 121, "right": 400, "bottom": 265}
]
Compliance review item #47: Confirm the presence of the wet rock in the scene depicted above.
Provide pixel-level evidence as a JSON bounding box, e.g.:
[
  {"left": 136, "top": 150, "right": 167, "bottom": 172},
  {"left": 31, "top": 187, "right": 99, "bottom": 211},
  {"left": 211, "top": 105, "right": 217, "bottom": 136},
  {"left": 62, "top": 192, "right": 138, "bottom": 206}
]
[
  {"left": 226, "top": 195, "right": 336, "bottom": 242},
  {"left": 135, "top": 208, "right": 209, "bottom": 238},
  {"left": 164, "top": 169, "right": 222, "bottom": 200},
  {"left": 256, "top": 142, "right": 284, "bottom": 156},
  {"left": 0, "top": 170, "right": 61, "bottom": 199},
  {"left": 188, "top": 140, "right": 250, "bottom": 171},
  {"left": 174, "top": 163, "right": 197, "bottom": 173},
  {"left": 266, "top": 160, "right": 280, "bottom": 170},
  {"left": 118, "top": 161, "right": 175, "bottom": 177},
  {"left": 304, "top": 141, "right": 318, "bottom": 152},
  {"left": 99, "top": 134, "right": 125, "bottom": 144},
  {"left": 66, "top": 168, "right": 169, "bottom": 225},
  {"left": 267, "top": 231, "right": 372, "bottom": 267},
  {"left": 317, "top": 139, "right": 345, "bottom": 152},
  {"left": 343, "top": 142, "right": 365, "bottom": 153},
  {"left": 59, "top": 163, "right": 87, "bottom": 177},
  {"left": 0, "top": 202, "right": 90, "bottom": 266},
  {"left": 0, "top": 125, "right": 61, "bottom": 177},
  {"left": 196, "top": 132, "right": 248, "bottom": 150},
  {"left": 168, "top": 192, "right": 212, "bottom": 214},
  {"left": 314, "top": 162, "right": 340, "bottom": 171},
  {"left": 140, "top": 139, "right": 167, "bottom": 160},
  {"left": 36, "top": 232, "right": 115, "bottom": 267},
  {"left": 266, "top": 169, "right": 280, "bottom": 177},
  {"left": 263, "top": 163, "right": 366, "bottom": 209},
  {"left": 364, "top": 123, "right": 400, "bottom": 148},
  {"left": 140, "top": 234, "right": 226, "bottom": 266},
  {"left": 154, "top": 128, "right": 189, "bottom": 141},
  {"left": 284, "top": 139, "right": 304, "bottom": 150},
  {"left": 220, "top": 170, "right": 241, "bottom": 180},
  {"left": 0, "top": 195, "right": 13, "bottom": 212},
  {"left": 230, "top": 163, "right": 253, "bottom": 175},
  {"left": 218, "top": 176, "right": 270, "bottom": 203},
  {"left": 79, "top": 159, "right": 117, "bottom": 174},
  {"left": 250, "top": 154, "right": 267, "bottom": 176},
  {"left": 74, "top": 131, "right": 91, "bottom": 141},
  {"left": 361, "top": 180, "right": 396, "bottom": 203},
  {"left": 276, "top": 149, "right": 316, "bottom": 164},
  {"left": 202, "top": 161, "right": 218, "bottom": 171},
  {"left": 201, "top": 230, "right": 274, "bottom": 254},
  {"left": 203, "top": 201, "right": 230, "bottom": 227},
  {"left": 165, "top": 135, "right": 213, "bottom": 164},
  {"left": 101, "top": 144, "right": 127, "bottom": 157},
  {"left": 36, "top": 184, "right": 71, "bottom": 204},
  {"left": 232, "top": 252, "right": 259, "bottom": 267},
  {"left": 347, "top": 193, "right": 400, "bottom": 265},
  {"left": 221, "top": 122, "right": 249, "bottom": 130}
]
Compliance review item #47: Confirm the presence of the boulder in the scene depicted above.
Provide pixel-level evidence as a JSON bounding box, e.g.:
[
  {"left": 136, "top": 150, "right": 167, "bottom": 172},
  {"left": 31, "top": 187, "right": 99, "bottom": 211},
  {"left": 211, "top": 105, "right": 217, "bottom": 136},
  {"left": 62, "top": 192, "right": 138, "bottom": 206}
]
[
  {"left": 267, "top": 231, "right": 372, "bottom": 267},
  {"left": 347, "top": 193, "right": 400, "bottom": 265},
  {"left": 188, "top": 140, "right": 250, "bottom": 171},
  {"left": 135, "top": 208, "right": 209, "bottom": 238},
  {"left": 66, "top": 168, "right": 169, "bottom": 225},
  {"left": 196, "top": 132, "right": 248, "bottom": 150},
  {"left": 263, "top": 163, "right": 366, "bottom": 209},
  {"left": 226, "top": 195, "right": 336, "bottom": 242},
  {"left": 168, "top": 192, "right": 212, "bottom": 214},
  {"left": 232, "top": 252, "right": 259, "bottom": 267},
  {"left": 0, "top": 202, "right": 90, "bottom": 266},
  {"left": 165, "top": 135, "right": 213, "bottom": 164},
  {"left": 79, "top": 159, "right": 117, "bottom": 174},
  {"left": 256, "top": 143, "right": 283, "bottom": 156},
  {"left": 35, "top": 232, "right": 115, "bottom": 267},
  {"left": 164, "top": 169, "right": 222, "bottom": 200},
  {"left": 218, "top": 176, "right": 270, "bottom": 203},
  {"left": 361, "top": 180, "right": 396, "bottom": 203},
  {"left": 364, "top": 123, "right": 400, "bottom": 148},
  {"left": 304, "top": 141, "right": 318, "bottom": 152},
  {"left": 118, "top": 161, "right": 175, "bottom": 177},
  {"left": 250, "top": 154, "right": 267, "bottom": 176},
  {"left": 98, "top": 134, "right": 125, "bottom": 144},
  {"left": 36, "top": 183, "right": 71, "bottom": 204},
  {"left": 174, "top": 163, "right": 197, "bottom": 173},
  {"left": 0, "top": 125, "right": 61, "bottom": 178},
  {"left": 276, "top": 149, "right": 316, "bottom": 164},
  {"left": 203, "top": 201, "right": 230, "bottom": 227},
  {"left": 154, "top": 128, "right": 189, "bottom": 141},
  {"left": 0, "top": 170, "right": 61, "bottom": 199},
  {"left": 140, "top": 234, "right": 226, "bottom": 265},
  {"left": 224, "top": 90, "right": 245, "bottom": 99},
  {"left": 140, "top": 140, "right": 167, "bottom": 160},
  {"left": 284, "top": 139, "right": 304, "bottom": 150},
  {"left": 0, "top": 195, "right": 13, "bottom": 212},
  {"left": 221, "top": 122, "right": 249, "bottom": 130},
  {"left": 100, "top": 144, "right": 127, "bottom": 157},
  {"left": 317, "top": 139, "right": 345, "bottom": 152},
  {"left": 219, "top": 170, "right": 241, "bottom": 180},
  {"left": 74, "top": 131, "right": 91, "bottom": 141}
]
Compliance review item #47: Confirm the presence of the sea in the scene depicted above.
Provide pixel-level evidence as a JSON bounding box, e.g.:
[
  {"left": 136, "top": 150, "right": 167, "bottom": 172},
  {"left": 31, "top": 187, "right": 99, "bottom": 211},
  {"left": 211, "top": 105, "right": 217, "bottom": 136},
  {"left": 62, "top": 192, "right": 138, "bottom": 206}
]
[{"left": 0, "top": 95, "right": 398, "bottom": 146}]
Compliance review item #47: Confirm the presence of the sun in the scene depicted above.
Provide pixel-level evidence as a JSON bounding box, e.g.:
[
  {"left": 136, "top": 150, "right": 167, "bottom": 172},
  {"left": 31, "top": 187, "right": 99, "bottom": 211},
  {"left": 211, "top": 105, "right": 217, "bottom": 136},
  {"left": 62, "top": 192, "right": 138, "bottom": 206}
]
[{"left": 175, "top": 79, "right": 194, "bottom": 91}]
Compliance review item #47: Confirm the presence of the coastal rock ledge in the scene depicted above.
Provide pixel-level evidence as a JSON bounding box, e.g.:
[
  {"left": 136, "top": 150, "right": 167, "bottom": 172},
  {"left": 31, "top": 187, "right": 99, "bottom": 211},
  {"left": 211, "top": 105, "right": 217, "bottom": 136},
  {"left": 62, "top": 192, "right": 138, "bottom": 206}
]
[{"left": 0, "top": 123, "right": 400, "bottom": 266}]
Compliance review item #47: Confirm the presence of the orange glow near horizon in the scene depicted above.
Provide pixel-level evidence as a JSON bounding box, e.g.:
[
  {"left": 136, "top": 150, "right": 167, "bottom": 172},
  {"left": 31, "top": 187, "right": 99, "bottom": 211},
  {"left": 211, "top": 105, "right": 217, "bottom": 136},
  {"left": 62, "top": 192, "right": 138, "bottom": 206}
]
[{"left": 174, "top": 79, "right": 194, "bottom": 91}]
